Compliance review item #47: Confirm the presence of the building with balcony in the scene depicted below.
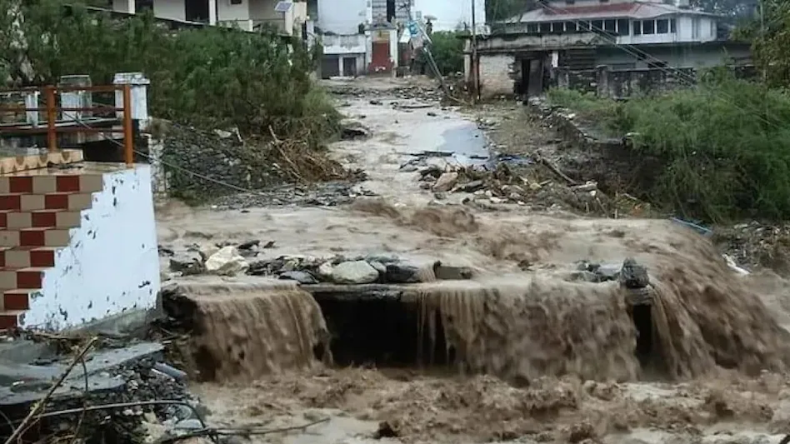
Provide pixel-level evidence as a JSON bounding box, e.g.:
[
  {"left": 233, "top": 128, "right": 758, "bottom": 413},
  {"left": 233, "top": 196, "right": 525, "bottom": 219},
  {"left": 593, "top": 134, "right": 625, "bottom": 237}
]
[
  {"left": 111, "top": 0, "right": 308, "bottom": 36},
  {"left": 468, "top": 0, "right": 752, "bottom": 98}
]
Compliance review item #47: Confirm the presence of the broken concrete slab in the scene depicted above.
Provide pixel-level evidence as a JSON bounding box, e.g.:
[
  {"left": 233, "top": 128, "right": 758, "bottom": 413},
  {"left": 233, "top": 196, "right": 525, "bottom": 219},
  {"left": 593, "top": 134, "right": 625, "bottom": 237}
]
[{"left": 0, "top": 342, "right": 164, "bottom": 406}]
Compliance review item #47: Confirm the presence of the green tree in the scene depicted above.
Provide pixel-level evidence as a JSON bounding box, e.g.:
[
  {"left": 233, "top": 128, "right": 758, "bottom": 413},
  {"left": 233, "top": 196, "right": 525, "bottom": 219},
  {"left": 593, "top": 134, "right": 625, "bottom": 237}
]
[
  {"left": 426, "top": 31, "right": 465, "bottom": 75},
  {"left": 738, "top": 0, "right": 790, "bottom": 87}
]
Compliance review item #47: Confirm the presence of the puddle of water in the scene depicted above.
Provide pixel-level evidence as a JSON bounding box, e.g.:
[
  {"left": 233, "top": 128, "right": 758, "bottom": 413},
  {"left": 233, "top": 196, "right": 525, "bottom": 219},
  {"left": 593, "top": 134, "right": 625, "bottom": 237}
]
[{"left": 437, "top": 124, "right": 489, "bottom": 166}]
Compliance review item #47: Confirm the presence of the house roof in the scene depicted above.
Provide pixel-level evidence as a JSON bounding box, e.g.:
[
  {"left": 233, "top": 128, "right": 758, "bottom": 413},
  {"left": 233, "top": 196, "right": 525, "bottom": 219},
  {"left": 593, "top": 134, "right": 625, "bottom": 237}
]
[{"left": 507, "top": 1, "right": 716, "bottom": 23}]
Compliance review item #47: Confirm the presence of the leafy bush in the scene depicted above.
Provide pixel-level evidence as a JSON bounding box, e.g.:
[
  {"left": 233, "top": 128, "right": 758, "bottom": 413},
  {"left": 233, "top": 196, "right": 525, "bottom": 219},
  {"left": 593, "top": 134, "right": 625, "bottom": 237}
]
[
  {"left": 0, "top": 0, "right": 338, "bottom": 146},
  {"left": 547, "top": 76, "right": 790, "bottom": 222},
  {"left": 424, "top": 31, "right": 466, "bottom": 76}
]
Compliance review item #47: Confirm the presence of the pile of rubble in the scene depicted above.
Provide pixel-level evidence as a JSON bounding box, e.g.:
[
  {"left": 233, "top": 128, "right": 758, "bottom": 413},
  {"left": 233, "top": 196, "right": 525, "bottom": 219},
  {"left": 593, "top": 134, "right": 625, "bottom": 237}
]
[
  {"left": 713, "top": 221, "right": 790, "bottom": 273},
  {"left": 0, "top": 337, "right": 205, "bottom": 443},
  {"left": 163, "top": 243, "right": 472, "bottom": 285},
  {"left": 413, "top": 159, "right": 621, "bottom": 215}
]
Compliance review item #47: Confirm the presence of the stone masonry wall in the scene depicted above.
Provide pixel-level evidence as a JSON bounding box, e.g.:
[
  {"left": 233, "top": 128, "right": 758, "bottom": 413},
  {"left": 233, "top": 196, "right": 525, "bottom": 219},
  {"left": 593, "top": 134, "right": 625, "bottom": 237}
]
[
  {"left": 555, "top": 66, "right": 694, "bottom": 98},
  {"left": 554, "top": 64, "right": 757, "bottom": 99},
  {"left": 479, "top": 54, "right": 516, "bottom": 98}
]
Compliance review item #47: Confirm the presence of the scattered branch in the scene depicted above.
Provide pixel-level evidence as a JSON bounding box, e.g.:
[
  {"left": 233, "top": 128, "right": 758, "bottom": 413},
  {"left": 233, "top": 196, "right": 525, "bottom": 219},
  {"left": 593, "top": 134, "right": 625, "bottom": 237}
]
[{"left": 3, "top": 337, "right": 98, "bottom": 444}]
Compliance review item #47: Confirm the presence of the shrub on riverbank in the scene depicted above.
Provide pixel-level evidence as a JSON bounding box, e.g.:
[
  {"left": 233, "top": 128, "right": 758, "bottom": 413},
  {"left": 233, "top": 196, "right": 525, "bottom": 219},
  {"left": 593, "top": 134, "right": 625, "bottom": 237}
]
[{"left": 547, "top": 77, "right": 790, "bottom": 222}]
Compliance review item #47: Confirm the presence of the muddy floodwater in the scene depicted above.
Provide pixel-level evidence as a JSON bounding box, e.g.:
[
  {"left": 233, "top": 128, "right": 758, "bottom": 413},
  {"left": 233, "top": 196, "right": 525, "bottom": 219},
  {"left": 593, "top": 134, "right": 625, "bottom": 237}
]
[{"left": 157, "top": 77, "right": 790, "bottom": 444}]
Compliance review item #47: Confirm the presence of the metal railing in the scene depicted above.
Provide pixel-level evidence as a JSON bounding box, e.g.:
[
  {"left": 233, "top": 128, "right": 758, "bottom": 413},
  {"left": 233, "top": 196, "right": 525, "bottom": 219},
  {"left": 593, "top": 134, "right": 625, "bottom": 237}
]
[{"left": 0, "top": 84, "right": 134, "bottom": 166}]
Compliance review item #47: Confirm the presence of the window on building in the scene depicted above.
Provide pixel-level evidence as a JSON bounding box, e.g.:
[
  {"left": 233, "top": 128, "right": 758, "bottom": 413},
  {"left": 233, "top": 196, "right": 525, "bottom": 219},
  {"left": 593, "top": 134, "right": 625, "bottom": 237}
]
[
  {"left": 386, "top": 0, "right": 396, "bottom": 22},
  {"left": 527, "top": 23, "right": 539, "bottom": 33},
  {"left": 540, "top": 22, "right": 552, "bottom": 33},
  {"left": 185, "top": 0, "right": 210, "bottom": 22},
  {"left": 670, "top": 18, "right": 677, "bottom": 33},
  {"left": 710, "top": 20, "right": 716, "bottom": 36},
  {"left": 551, "top": 22, "right": 564, "bottom": 33},
  {"left": 604, "top": 19, "right": 616, "bottom": 33},
  {"left": 633, "top": 20, "right": 642, "bottom": 35},
  {"left": 565, "top": 21, "right": 578, "bottom": 32},
  {"left": 692, "top": 17, "right": 700, "bottom": 38},
  {"left": 617, "top": 19, "right": 630, "bottom": 35},
  {"left": 657, "top": 19, "right": 669, "bottom": 34},
  {"left": 135, "top": 0, "right": 153, "bottom": 11},
  {"left": 591, "top": 20, "right": 604, "bottom": 31},
  {"left": 643, "top": 20, "right": 655, "bottom": 34},
  {"left": 579, "top": 21, "right": 592, "bottom": 31}
]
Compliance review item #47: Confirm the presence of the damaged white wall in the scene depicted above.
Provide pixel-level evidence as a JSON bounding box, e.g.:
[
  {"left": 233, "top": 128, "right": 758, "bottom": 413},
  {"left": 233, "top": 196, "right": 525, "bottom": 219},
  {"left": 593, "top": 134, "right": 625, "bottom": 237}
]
[{"left": 22, "top": 166, "right": 161, "bottom": 330}]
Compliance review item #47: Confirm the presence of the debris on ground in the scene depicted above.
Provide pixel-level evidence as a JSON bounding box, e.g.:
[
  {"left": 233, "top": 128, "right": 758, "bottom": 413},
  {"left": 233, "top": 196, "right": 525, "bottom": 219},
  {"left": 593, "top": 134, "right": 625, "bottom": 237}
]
[
  {"left": 713, "top": 222, "right": 790, "bottom": 274},
  {"left": 161, "top": 242, "right": 473, "bottom": 285},
  {"left": 0, "top": 334, "right": 202, "bottom": 443},
  {"left": 210, "top": 179, "right": 373, "bottom": 210}
]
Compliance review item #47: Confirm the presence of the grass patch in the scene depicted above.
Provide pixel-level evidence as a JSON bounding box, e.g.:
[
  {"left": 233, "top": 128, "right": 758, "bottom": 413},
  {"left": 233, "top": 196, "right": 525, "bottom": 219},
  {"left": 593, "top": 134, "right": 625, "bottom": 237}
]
[{"left": 547, "top": 75, "right": 790, "bottom": 222}]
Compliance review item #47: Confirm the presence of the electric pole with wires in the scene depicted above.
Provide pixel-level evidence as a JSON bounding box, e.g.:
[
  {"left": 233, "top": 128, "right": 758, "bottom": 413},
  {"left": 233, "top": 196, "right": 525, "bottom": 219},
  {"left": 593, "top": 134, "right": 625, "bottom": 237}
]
[{"left": 471, "top": 0, "right": 480, "bottom": 101}]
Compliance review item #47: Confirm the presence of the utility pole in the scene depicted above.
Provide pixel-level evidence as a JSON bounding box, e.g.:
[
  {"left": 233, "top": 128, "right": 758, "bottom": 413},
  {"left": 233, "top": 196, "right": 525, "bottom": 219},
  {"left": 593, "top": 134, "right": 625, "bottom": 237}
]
[
  {"left": 759, "top": 0, "right": 767, "bottom": 82},
  {"left": 471, "top": 0, "right": 480, "bottom": 101}
]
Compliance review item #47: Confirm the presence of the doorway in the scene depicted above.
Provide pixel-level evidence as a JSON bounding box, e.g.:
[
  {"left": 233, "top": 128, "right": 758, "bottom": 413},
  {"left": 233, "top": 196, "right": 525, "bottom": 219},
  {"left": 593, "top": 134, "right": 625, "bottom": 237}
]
[
  {"left": 520, "top": 58, "right": 545, "bottom": 98},
  {"left": 343, "top": 57, "right": 357, "bottom": 77}
]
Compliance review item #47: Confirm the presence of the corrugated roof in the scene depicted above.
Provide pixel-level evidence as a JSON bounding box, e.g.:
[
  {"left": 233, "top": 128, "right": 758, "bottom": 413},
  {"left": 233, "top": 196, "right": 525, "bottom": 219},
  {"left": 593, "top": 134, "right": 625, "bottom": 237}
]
[{"left": 508, "top": 1, "right": 714, "bottom": 23}]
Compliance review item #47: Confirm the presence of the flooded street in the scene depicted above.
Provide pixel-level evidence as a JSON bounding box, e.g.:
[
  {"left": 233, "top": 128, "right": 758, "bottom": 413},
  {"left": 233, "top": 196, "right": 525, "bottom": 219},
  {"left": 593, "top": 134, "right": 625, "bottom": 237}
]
[{"left": 157, "top": 77, "right": 790, "bottom": 444}]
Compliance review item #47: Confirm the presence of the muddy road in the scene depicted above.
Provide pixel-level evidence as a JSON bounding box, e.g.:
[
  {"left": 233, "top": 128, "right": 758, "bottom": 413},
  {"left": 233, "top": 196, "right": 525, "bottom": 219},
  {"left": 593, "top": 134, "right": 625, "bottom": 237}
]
[{"left": 156, "top": 77, "right": 790, "bottom": 444}]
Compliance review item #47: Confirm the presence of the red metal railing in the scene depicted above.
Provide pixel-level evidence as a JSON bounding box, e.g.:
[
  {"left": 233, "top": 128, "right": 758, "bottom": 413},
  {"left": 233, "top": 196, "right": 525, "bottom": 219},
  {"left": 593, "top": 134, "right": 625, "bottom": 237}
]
[{"left": 0, "top": 84, "right": 134, "bottom": 166}]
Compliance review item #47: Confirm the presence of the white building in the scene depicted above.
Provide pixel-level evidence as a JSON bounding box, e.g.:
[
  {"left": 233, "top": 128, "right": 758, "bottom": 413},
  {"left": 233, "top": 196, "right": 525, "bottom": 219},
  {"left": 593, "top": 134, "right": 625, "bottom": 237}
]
[
  {"left": 467, "top": 0, "right": 752, "bottom": 97},
  {"left": 315, "top": 0, "right": 486, "bottom": 78},
  {"left": 111, "top": 0, "right": 308, "bottom": 35}
]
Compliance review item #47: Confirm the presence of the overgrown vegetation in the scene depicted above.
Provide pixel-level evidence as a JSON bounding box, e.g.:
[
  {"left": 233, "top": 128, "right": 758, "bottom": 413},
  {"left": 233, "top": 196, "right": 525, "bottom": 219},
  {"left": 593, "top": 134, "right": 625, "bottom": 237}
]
[
  {"left": 425, "top": 31, "right": 465, "bottom": 76},
  {"left": 737, "top": 0, "right": 790, "bottom": 89},
  {"left": 547, "top": 75, "right": 790, "bottom": 222},
  {"left": 0, "top": 0, "right": 339, "bottom": 146}
]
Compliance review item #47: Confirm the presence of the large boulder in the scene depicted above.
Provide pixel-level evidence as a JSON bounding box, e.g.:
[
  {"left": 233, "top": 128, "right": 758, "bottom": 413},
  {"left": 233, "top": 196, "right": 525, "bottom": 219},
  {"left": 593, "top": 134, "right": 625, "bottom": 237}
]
[
  {"left": 332, "top": 261, "right": 379, "bottom": 284},
  {"left": 205, "top": 246, "right": 249, "bottom": 276}
]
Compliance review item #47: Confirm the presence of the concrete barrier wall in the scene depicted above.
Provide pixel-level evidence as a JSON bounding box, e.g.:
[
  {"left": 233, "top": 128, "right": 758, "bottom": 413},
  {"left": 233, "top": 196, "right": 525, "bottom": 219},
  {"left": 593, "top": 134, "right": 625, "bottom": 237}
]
[{"left": 22, "top": 165, "right": 160, "bottom": 330}]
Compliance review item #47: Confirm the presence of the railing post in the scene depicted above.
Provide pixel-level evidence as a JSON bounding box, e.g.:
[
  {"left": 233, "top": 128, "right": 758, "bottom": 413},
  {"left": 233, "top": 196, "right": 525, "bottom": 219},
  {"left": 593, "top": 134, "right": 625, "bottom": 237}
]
[
  {"left": 122, "top": 84, "right": 134, "bottom": 166},
  {"left": 45, "top": 86, "right": 57, "bottom": 152}
]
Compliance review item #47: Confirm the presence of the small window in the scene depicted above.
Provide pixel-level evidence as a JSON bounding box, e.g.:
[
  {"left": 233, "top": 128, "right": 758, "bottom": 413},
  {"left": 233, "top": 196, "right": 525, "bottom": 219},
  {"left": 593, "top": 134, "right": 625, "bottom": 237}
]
[
  {"left": 592, "top": 20, "right": 604, "bottom": 31},
  {"left": 604, "top": 19, "right": 616, "bottom": 33},
  {"left": 710, "top": 20, "right": 716, "bottom": 36},
  {"left": 230, "top": 0, "right": 242, "bottom": 4},
  {"left": 643, "top": 20, "right": 655, "bottom": 34},
  {"left": 633, "top": 20, "right": 642, "bottom": 35},
  {"left": 551, "top": 22, "right": 564, "bottom": 33},
  {"left": 540, "top": 22, "right": 551, "bottom": 33},
  {"left": 565, "top": 21, "right": 577, "bottom": 32},
  {"left": 670, "top": 18, "right": 677, "bottom": 33},
  {"left": 657, "top": 19, "right": 669, "bottom": 34},
  {"left": 579, "top": 21, "right": 592, "bottom": 31},
  {"left": 527, "top": 23, "right": 539, "bottom": 33},
  {"left": 617, "top": 19, "right": 630, "bottom": 35}
]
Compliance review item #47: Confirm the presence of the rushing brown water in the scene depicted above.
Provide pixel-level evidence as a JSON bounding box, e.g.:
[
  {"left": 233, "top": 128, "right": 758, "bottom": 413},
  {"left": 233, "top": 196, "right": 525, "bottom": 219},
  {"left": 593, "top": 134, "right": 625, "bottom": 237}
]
[{"left": 176, "top": 281, "right": 331, "bottom": 382}]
